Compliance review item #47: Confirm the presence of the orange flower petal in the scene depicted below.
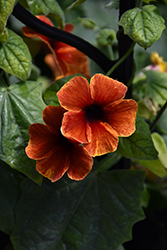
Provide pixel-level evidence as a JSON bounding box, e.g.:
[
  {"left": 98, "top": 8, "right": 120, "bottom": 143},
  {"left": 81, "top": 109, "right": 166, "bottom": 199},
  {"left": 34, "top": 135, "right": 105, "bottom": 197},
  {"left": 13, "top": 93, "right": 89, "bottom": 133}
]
[
  {"left": 90, "top": 74, "right": 127, "bottom": 106},
  {"left": 61, "top": 111, "right": 91, "bottom": 144},
  {"left": 67, "top": 144, "right": 93, "bottom": 180},
  {"left": 85, "top": 121, "right": 118, "bottom": 156},
  {"left": 25, "top": 124, "right": 58, "bottom": 160},
  {"left": 44, "top": 54, "right": 64, "bottom": 79},
  {"left": 56, "top": 47, "right": 90, "bottom": 78},
  {"left": 42, "top": 105, "right": 66, "bottom": 133},
  {"left": 104, "top": 99, "right": 138, "bottom": 137},
  {"left": 36, "top": 147, "right": 70, "bottom": 182},
  {"left": 57, "top": 76, "right": 93, "bottom": 111}
]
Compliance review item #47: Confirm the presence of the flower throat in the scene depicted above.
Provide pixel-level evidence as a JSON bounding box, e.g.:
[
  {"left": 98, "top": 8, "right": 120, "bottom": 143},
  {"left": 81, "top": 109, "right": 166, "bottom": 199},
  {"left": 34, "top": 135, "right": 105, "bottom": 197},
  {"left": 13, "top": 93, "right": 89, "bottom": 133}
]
[{"left": 85, "top": 104, "right": 104, "bottom": 121}]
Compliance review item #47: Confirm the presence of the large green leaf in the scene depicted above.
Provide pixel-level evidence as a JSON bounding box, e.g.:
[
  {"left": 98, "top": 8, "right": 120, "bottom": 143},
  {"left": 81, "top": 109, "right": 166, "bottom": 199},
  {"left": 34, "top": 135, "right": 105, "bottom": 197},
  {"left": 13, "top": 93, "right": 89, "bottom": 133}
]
[
  {"left": 144, "top": 70, "right": 167, "bottom": 105},
  {"left": 117, "top": 115, "right": 158, "bottom": 160},
  {"left": 0, "top": 29, "right": 31, "bottom": 81},
  {"left": 0, "top": 160, "right": 21, "bottom": 234},
  {"left": 0, "top": 77, "right": 46, "bottom": 183},
  {"left": 11, "top": 170, "right": 145, "bottom": 250},
  {"left": 26, "top": 0, "right": 64, "bottom": 29},
  {"left": 118, "top": 5, "right": 165, "bottom": 48},
  {"left": 0, "top": 0, "right": 15, "bottom": 31}
]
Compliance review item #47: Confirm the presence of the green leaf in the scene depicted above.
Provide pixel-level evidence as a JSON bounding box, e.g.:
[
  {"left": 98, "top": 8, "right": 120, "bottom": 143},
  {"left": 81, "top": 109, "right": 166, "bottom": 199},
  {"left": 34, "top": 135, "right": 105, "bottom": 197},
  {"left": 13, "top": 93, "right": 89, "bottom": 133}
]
[
  {"left": 44, "top": 74, "right": 82, "bottom": 106},
  {"left": 144, "top": 70, "right": 167, "bottom": 105},
  {"left": 136, "top": 158, "right": 167, "bottom": 178},
  {"left": 152, "top": 133, "right": 167, "bottom": 169},
  {"left": 0, "top": 160, "right": 21, "bottom": 234},
  {"left": 96, "top": 28, "right": 116, "bottom": 46},
  {"left": 0, "top": 0, "right": 16, "bottom": 31},
  {"left": 0, "top": 77, "right": 46, "bottom": 184},
  {"left": 26, "top": 0, "right": 64, "bottom": 29},
  {"left": 78, "top": 17, "right": 97, "bottom": 30},
  {"left": 11, "top": 170, "right": 145, "bottom": 250},
  {"left": 105, "top": 0, "right": 119, "bottom": 9},
  {"left": 65, "top": 0, "right": 86, "bottom": 14},
  {"left": 118, "top": 5, "right": 165, "bottom": 48},
  {"left": 117, "top": 115, "right": 158, "bottom": 160},
  {"left": 0, "top": 29, "right": 31, "bottom": 81}
]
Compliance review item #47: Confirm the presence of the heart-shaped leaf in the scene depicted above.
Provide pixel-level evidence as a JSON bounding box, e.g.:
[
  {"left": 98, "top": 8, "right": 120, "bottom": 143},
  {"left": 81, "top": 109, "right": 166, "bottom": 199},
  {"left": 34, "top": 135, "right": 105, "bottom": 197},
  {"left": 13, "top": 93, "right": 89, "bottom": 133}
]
[
  {"left": 11, "top": 170, "right": 145, "bottom": 250},
  {"left": 0, "top": 29, "right": 31, "bottom": 81},
  {"left": 119, "top": 5, "right": 165, "bottom": 48},
  {"left": 0, "top": 77, "right": 46, "bottom": 183},
  {"left": 0, "top": 0, "right": 16, "bottom": 31}
]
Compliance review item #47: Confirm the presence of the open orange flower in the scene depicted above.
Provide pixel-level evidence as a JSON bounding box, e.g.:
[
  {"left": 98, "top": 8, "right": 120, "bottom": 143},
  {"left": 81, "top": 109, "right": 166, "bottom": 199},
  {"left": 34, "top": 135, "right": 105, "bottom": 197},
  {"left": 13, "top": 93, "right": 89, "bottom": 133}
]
[
  {"left": 57, "top": 74, "right": 138, "bottom": 157},
  {"left": 22, "top": 16, "right": 90, "bottom": 79},
  {"left": 25, "top": 106, "right": 93, "bottom": 182}
]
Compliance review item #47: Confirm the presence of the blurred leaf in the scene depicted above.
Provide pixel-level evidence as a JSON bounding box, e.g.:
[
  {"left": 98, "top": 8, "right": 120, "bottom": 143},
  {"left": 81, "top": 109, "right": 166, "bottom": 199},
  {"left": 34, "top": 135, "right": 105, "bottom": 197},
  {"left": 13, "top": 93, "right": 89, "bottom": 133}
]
[
  {"left": 11, "top": 170, "right": 145, "bottom": 250},
  {"left": 96, "top": 28, "right": 116, "bottom": 46},
  {"left": 26, "top": 0, "right": 64, "bottom": 29},
  {"left": 152, "top": 133, "right": 167, "bottom": 169},
  {"left": 105, "top": 0, "right": 119, "bottom": 9},
  {"left": 65, "top": 0, "right": 86, "bottom": 14},
  {"left": 78, "top": 17, "right": 97, "bottom": 29},
  {"left": 138, "top": 97, "right": 160, "bottom": 121},
  {"left": 143, "top": 0, "right": 156, "bottom": 3},
  {"left": 119, "top": 5, "right": 165, "bottom": 48},
  {"left": 140, "top": 187, "right": 150, "bottom": 208},
  {"left": 0, "top": 0, "right": 15, "bottom": 31},
  {"left": 44, "top": 74, "right": 81, "bottom": 106},
  {"left": 28, "top": 64, "right": 41, "bottom": 81},
  {"left": 144, "top": 70, "right": 167, "bottom": 105},
  {"left": 117, "top": 115, "right": 158, "bottom": 160},
  {"left": 0, "top": 77, "right": 46, "bottom": 184},
  {"left": 0, "top": 160, "right": 21, "bottom": 234},
  {"left": 158, "top": 109, "right": 167, "bottom": 134},
  {"left": 136, "top": 159, "right": 167, "bottom": 178},
  {"left": 0, "top": 29, "right": 31, "bottom": 81}
]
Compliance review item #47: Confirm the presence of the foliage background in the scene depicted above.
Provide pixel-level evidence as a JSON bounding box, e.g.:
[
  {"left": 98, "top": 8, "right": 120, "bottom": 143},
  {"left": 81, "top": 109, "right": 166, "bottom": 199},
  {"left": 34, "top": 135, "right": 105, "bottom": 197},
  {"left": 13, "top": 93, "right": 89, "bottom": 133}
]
[{"left": 1, "top": 0, "right": 167, "bottom": 250}]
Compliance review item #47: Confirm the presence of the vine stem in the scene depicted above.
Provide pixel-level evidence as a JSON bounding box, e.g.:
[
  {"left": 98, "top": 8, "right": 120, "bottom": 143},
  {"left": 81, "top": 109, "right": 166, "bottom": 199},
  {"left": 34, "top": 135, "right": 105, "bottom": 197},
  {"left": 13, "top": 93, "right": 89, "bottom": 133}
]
[
  {"left": 106, "top": 41, "right": 136, "bottom": 77},
  {"left": 150, "top": 100, "right": 167, "bottom": 132}
]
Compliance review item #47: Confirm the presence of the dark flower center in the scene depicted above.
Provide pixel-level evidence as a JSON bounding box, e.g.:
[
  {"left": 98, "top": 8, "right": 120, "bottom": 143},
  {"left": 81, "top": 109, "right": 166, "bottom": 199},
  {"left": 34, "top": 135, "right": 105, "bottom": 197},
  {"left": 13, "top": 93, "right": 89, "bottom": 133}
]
[
  {"left": 85, "top": 104, "right": 104, "bottom": 122},
  {"left": 60, "top": 134, "right": 73, "bottom": 151}
]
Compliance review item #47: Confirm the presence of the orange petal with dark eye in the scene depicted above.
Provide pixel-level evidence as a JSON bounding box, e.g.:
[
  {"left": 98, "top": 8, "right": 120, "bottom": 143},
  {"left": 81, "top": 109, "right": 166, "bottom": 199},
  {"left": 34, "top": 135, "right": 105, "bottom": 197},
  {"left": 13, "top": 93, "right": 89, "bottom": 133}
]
[
  {"left": 67, "top": 144, "right": 93, "bottom": 180},
  {"left": 90, "top": 74, "right": 127, "bottom": 106},
  {"left": 104, "top": 99, "right": 138, "bottom": 137},
  {"left": 61, "top": 111, "right": 91, "bottom": 144},
  {"left": 85, "top": 121, "right": 118, "bottom": 157},
  {"left": 57, "top": 76, "right": 93, "bottom": 111},
  {"left": 36, "top": 147, "right": 70, "bottom": 182},
  {"left": 42, "top": 105, "right": 66, "bottom": 133},
  {"left": 25, "top": 124, "right": 58, "bottom": 160}
]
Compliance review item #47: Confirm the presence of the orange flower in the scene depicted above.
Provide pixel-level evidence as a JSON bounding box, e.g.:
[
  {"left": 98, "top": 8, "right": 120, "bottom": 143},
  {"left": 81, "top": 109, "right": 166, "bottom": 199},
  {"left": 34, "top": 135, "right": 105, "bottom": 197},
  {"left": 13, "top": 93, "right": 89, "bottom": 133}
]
[
  {"left": 22, "top": 16, "right": 90, "bottom": 79},
  {"left": 57, "top": 74, "right": 138, "bottom": 157},
  {"left": 25, "top": 106, "right": 93, "bottom": 182}
]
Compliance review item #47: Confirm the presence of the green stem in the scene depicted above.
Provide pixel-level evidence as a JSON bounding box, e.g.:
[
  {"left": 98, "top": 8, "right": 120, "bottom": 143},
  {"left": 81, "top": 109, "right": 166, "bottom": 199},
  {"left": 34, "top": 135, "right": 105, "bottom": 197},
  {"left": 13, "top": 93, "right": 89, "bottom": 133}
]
[
  {"left": 106, "top": 41, "right": 136, "bottom": 77},
  {"left": 150, "top": 100, "right": 167, "bottom": 132},
  {"left": 107, "top": 45, "right": 114, "bottom": 60},
  {"left": 135, "top": 0, "right": 142, "bottom": 8}
]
